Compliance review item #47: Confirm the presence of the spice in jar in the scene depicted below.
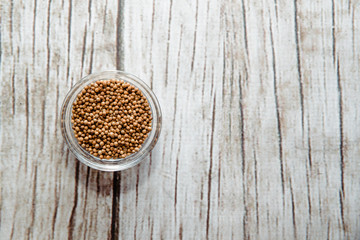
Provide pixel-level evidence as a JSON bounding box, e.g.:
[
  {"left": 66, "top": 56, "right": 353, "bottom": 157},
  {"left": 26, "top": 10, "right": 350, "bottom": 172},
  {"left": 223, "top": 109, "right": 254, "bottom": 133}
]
[{"left": 71, "top": 79, "right": 152, "bottom": 159}]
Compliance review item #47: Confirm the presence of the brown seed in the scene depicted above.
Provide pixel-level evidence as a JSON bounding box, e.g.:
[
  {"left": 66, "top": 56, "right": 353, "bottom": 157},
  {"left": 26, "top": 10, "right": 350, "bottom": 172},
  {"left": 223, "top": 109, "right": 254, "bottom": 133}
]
[{"left": 72, "top": 79, "right": 152, "bottom": 159}]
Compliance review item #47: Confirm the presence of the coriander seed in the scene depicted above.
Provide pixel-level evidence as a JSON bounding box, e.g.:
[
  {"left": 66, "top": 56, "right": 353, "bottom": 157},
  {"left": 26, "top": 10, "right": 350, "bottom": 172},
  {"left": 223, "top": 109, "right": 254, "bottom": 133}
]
[{"left": 71, "top": 79, "right": 152, "bottom": 159}]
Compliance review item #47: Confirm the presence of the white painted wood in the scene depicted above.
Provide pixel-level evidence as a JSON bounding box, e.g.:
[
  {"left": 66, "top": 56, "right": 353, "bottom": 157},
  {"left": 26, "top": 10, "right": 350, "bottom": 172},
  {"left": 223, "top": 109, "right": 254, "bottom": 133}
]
[
  {"left": 0, "top": 0, "right": 120, "bottom": 239},
  {"left": 0, "top": 0, "right": 359, "bottom": 239},
  {"left": 121, "top": 0, "right": 360, "bottom": 239}
]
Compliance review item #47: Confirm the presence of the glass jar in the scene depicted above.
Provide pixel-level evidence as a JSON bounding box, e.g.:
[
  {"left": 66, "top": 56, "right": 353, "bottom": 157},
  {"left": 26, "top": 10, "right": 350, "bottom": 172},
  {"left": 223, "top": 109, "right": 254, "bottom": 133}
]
[{"left": 60, "top": 70, "right": 162, "bottom": 171}]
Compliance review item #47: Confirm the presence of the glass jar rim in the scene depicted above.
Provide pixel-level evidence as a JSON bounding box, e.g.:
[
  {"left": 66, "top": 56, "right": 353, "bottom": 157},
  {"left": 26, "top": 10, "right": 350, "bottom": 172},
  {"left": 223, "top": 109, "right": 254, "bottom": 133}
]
[{"left": 60, "top": 70, "right": 162, "bottom": 171}]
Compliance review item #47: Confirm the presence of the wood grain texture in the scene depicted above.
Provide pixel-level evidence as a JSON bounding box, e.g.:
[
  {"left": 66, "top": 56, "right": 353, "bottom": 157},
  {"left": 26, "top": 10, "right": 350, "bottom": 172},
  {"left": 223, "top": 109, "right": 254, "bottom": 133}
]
[
  {"left": 1, "top": 0, "right": 360, "bottom": 239},
  {"left": 0, "top": 0, "right": 120, "bottom": 239}
]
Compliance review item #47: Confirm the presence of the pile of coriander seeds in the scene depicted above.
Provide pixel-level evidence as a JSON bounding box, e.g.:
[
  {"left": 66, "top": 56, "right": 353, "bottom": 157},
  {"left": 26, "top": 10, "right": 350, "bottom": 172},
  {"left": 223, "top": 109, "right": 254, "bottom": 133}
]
[{"left": 71, "top": 79, "right": 152, "bottom": 159}]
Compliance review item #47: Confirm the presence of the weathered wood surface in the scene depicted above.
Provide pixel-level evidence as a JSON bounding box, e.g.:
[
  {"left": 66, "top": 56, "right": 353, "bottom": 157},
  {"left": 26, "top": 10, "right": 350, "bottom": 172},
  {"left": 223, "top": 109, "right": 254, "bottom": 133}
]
[{"left": 1, "top": 0, "right": 359, "bottom": 239}]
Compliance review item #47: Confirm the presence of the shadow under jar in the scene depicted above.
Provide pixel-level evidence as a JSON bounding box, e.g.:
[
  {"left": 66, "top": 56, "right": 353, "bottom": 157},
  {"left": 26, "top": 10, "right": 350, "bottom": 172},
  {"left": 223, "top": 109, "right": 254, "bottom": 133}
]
[{"left": 61, "top": 71, "right": 162, "bottom": 171}]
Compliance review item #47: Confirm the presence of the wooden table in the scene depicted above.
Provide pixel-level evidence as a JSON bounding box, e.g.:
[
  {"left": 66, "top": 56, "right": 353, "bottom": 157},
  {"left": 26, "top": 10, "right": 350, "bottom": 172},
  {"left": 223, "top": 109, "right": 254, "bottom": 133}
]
[{"left": 1, "top": 0, "right": 359, "bottom": 239}]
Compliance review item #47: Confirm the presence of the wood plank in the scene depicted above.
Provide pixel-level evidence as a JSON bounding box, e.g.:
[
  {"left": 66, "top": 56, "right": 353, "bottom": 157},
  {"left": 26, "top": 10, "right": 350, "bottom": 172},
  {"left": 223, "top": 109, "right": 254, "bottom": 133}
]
[
  {"left": 120, "top": 0, "right": 360, "bottom": 239},
  {"left": 0, "top": 0, "right": 121, "bottom": 239}
]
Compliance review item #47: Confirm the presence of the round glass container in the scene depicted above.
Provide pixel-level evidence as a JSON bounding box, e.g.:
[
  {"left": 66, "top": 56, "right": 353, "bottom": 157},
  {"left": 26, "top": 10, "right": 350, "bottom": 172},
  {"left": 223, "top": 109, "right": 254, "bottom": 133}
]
[{"left": 61, "top": 70, "right": 162, "bottom": 171}]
